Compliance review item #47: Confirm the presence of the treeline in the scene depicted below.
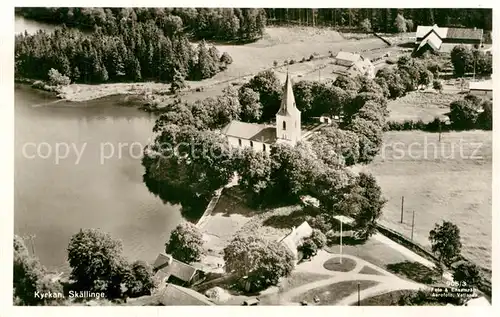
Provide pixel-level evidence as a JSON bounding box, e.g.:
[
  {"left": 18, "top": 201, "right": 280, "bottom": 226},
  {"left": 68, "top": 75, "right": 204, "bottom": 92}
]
[
  {"left": 265, "top": 8, "right": 492, "bottom": 32},
  {"left": 15, "top": 19, "right": 232, "bottom": 84},
  {"left": 15, "top": 7, "right": 266, "bottom": 41},
  {"left": 387, "top": 94, "right": 492, "bottom": 132}
]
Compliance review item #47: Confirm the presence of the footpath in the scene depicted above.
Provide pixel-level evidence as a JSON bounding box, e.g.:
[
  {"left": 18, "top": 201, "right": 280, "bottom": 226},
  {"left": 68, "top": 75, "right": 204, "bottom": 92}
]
[{"left": 332, "top": 215, "right": 453, "bottom": 281}]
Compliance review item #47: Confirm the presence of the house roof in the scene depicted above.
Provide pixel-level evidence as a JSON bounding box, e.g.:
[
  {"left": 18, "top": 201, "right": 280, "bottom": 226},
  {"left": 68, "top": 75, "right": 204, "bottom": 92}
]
[
  {"left": 279, "top": 221, "right": 313, "bottom": 257},
  {"left": 447, "top": 27, "right": 483, "bottom": 41},
  {"left": 153, "top": 253, "right": 198, "bottom": 283},
  {"left": 331, "top": 64, "right": 350, "bottom": 75},
  {"left": 417, "top": 31, "right": 443, "bottom": 52},
  {"left": 469, "top": 80, "right": 492, "bottom": 91},
  {"left": 416, "top": 25, "right": 483, "bottom": 42},
  {"left": 277, "top": 72, "right": 300, "bottom": 117},
  {"left": 416, "top": 25, "right": 448, "bottom": 39},
  {"left": 221, "top": 120, "right": 277, "bottom": 143},
  {"left": 127, "top": 283, "right": 215, "bottom": 306},
  {"left": 335, "top": 51, "right": 361, "bottom": 64}
]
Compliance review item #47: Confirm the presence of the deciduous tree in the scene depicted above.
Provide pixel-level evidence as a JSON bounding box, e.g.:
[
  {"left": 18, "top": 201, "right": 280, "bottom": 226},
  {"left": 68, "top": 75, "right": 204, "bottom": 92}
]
[
  {"left": 223, "top": 235, "right": 294, "bottom": 289},
  {"left": 67, "top": 229, "right": 128, "bottom": 299},
  {"left": 429, "top": 221, "right": 462, "bottom": 266},
  {"left": 165, "top": 223, "right": 205, "bottom": 263}
]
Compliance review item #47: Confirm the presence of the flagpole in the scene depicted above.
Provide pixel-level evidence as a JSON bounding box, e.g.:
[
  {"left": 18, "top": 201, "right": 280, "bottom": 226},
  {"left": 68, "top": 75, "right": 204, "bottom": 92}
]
[{"left": 339, "top": 219, "right": 343, "bottom": 264}]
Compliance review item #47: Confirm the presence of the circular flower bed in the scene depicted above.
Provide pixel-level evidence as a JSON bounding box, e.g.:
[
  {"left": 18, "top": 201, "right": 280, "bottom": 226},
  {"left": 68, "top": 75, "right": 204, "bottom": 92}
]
[{"left": 323, "top": 257, "right": 357, "bottom": 272}]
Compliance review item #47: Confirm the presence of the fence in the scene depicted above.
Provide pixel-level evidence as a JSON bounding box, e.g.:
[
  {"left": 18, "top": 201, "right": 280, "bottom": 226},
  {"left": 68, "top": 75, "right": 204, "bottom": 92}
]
[
  {"left": 196, "top": 188, "right": 224, "bottom": 228},
  {"left": 376, "top": 223, "right": 491, "bottom": 297}
]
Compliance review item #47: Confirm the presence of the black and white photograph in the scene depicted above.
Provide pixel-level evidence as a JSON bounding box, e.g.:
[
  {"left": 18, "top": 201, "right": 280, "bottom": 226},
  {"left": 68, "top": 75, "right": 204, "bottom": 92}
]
[{"left": 6, "top": 3, "right": 496, "bottom": 310}]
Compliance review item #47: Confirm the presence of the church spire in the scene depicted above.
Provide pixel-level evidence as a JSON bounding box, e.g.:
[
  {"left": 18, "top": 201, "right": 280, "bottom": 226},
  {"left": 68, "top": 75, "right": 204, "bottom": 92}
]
[{"left": 277, "top": 72, "right": 299, "bottom": 116}]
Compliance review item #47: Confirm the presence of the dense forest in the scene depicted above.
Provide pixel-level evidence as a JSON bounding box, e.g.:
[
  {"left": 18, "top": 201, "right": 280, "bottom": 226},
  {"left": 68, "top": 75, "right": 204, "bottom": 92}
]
[
  {"left": 15, "top": 8, "right": 267, "bottom": 41},
  {"left": 15, "top": 19, "right": 233, "bottom": 84},
  {"left": 264, "top": 8, "right": 492, "bottom": 32},
  {"left": 16, "top": 7, "right": 492, "bottom": 35}
]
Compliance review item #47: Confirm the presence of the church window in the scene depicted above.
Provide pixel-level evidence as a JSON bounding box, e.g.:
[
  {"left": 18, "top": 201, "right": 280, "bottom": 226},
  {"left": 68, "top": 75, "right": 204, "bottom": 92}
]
[
  {"left": 250, "top": 141, "right": 253, "bottom": 147},
  {"left": 238, "top": 139, "right": 242, "bottom": 147},
  {"left": 263, "top": 144, "right": 266, "bottom": 151},
  {"left": 283, "top": 121, "right": 287, "bottom": 130},
  {"left": 295, "top": 121, "right": 297, "bottom": 128}
]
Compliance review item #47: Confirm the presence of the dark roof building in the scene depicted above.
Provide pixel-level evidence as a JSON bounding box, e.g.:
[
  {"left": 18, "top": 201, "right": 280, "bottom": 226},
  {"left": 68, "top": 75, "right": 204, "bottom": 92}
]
[
  {"left": 153, "top": 253, "right": 201, "bottom": 286},
  {"left": 127, "top": 283, "right": 215, "bottom": 306},
  {"left": 415, "top": 25, "right": 484, "bottom": 54}
]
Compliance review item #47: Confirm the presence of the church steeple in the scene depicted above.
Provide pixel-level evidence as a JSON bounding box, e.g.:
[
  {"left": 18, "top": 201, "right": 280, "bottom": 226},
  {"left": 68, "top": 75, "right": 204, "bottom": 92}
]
[
  {"left": 276, "top": 72, "right": 301, "bottom": 145},
  {"left": 277, "top": 72, "right": 300, "bottom": 116}
]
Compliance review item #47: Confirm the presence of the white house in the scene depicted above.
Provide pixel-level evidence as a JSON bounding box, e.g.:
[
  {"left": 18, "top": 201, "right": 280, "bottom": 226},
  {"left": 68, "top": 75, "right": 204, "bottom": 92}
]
[
  {"left": 469, "top": 80, "right": 493, "bottom": 98},
  {"left": 221, "top": 72, "right": 302, "bottom": 153},
  {"left": 415, "top": 24, "right": 484, "bottom": 55},
  {"left": 332, "top": 51, "right": 375, "bottom": 79}
]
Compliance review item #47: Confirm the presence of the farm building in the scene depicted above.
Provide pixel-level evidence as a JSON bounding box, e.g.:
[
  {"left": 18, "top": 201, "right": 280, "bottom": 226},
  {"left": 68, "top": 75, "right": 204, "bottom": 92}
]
[
  {"left": 415, "top": 24, "right": 484, "bottom": 55},
  {"left": 153, "top": 253, "right": 205, "bottom": 287},
  {"left": 468, "top": 80, "right": 493, "bottom": 98},
  {"left": 332, "top": 51, "right": 375, "bottom": 79},
  {"left": 127, "top": 283, "right": 215, "bottom": 306}
]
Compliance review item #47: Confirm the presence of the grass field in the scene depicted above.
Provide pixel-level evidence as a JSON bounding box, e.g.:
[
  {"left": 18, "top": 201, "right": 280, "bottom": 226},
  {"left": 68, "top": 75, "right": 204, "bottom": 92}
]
[
  {"left": 176, "top": 26, "right": 399, "bottom": 103},
  {"left": 352, "top": 130, "right": 492, "bottom": 271},
  {"left": 291, "top": 280, "right": 379, "bottom": 305},
  {"left": 387, "top": 90, "right": 462, "bottom": 122}
]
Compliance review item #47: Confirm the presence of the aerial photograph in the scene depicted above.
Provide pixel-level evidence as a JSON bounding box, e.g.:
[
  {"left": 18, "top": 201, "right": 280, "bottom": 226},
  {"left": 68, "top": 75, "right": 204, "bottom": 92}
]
[{"left": 13, "top": 7, "right": 492, "bottom": 306}]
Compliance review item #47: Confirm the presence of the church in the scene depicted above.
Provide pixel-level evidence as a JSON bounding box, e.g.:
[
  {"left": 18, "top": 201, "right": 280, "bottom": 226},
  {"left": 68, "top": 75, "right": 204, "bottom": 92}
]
[{"left": 221, "top": 73, "right": 302, "bottom": 153}]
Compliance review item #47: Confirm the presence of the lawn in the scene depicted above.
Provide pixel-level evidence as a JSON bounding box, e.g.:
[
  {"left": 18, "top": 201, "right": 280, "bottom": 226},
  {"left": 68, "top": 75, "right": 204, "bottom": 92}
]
[
  {"left": 356, "top": 290, "right": 412, "bottom": 306},
  {"left": 356, "top": 289, "right": 448, "bottom": 306},
  {"left": 386, "top": 261, "right": 442, "bottom": 285},
  {"left": 358, "top": 266, "right": 384, "bottom": 276},
  {"left": 323, "top": 257, "right": 357, "bottom": 272},
  {"left": 218, "top": 272, "right": 332, "bottom": 305},
  {"left": 291, "top": 280, "right": 379, "bottom": 305},
  {"left": 352, "top": 130, "right": 492, "bottom": 271},
  {"left": 387, "top": 90, "right": 462, "bottom": 122},
  {"left": 326, "top": 236, "right": 415, "bottom": 268}
]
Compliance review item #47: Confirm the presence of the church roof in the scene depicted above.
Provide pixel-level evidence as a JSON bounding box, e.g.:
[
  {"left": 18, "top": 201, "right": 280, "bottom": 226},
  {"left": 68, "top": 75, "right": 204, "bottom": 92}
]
[
  {"left": 221, "top": 121, "right": 277, "bottom": 143},
  {"left": 277, "top": 73, "right": 300, "bottom": 117}
]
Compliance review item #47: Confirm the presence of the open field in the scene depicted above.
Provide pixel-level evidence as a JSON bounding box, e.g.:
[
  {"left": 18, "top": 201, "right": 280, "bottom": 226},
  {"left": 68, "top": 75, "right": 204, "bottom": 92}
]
[
  {"left": 55, "top": 27, "right": 402, "bottom": 103},
  {"left": 352, "top": 130, "right": 492, "bottom": 271},
  {"left": 387, "top": 91, "right": 462, "bottom": 122}
]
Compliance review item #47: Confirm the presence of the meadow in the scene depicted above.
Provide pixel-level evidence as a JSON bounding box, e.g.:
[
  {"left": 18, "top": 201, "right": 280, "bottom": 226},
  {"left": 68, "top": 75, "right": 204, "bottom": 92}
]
[{"left": 352, "top": 130, "right": 492, "bottom": 271}]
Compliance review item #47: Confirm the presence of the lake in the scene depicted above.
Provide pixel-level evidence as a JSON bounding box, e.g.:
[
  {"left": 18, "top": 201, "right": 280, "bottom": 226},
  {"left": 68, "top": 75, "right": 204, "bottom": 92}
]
[{"left": 14, "top": 87, "right": 183, "bottom": 271}]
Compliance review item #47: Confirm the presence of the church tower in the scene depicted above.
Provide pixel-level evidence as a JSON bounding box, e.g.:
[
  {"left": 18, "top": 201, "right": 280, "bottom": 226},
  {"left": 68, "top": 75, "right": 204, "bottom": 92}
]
[{"left": 276, "top": 73, "right": 301, "bottom": 145}]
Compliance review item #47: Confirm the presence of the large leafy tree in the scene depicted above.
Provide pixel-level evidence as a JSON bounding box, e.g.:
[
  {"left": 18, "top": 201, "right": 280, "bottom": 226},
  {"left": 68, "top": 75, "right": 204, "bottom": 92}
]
[
  {"left": 67, "top": 229, "right": 128, "bottom": 299},
  {"left": 123, "top": 261, "right": 156, "bottom": 298},
  {"left": 450, "top": 45, "right": 474, "bottom": 77},
  {"left": 165, "top": 222, "right": 205, "bottom": 263},
  {"left": 336, "top": 172, "right": 386, "bottom": 239},
  {"left": 243, "top": 70, "right": 282, "bottom": 121},
  {"left": 309, "top": 126, "right": 360, "bottom": 167},
  {"left": 429, "top": 221, "right": 462, "bottom": 266},
  {"left": 233, "top": 148, "right": 272, "bottom": 205},
  {"left": 449, "top": 98, "right": 481, "bottom": 130},
  {"left": 346, "top": 117, "right": 384, "bottom": 163},
  {"left": 238, "top": 87, "right": 262, "bottom": 122},
  {"left": 223, "top": 235, "right": 294, "bottom": 289},
  {"left": 452, "top": 261, "right": 482, "bottom": 288},
  {"left": 13, "top": 235, "right": 63, "bottom": 306}
]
